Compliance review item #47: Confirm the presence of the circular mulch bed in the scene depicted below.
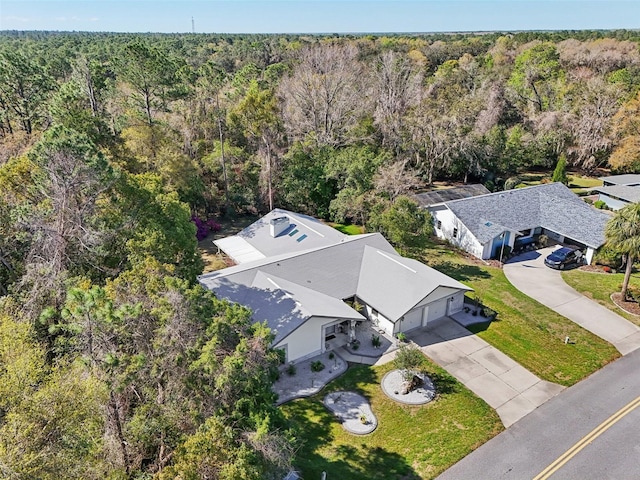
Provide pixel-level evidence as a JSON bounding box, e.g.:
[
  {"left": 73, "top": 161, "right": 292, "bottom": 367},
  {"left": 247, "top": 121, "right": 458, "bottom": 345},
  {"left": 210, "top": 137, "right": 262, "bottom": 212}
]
[
  {"left": 324, "top": 391, "right": 377, "bottom": 435},
  {"left": 381, "top": 370, "right": 436, "bottom": 405},
  {"left": 611, "top": 293, "right": 640, "bottom": 316}
]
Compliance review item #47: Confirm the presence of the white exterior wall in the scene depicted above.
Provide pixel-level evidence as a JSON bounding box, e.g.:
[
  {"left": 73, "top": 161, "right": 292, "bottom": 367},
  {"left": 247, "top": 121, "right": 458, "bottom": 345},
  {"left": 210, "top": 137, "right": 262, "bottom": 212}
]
[
  {"left": 401, "top": 307, "right": 423, "bottom": 332},
  {"left": 447, "top": 292, "right": 465, "bottom": 315},
  {"left": 364, "top": 304, "right": 396, "bottom": 336},
  {"left": 431, "top": 207, "right": 485, "bottom": 259},
  {"left": 585, "top": 247, "right": 595, "bottom": 265},
  {"left": 598, "top": 193, "right": 628, "bottom": 211},
  {"left": 412, "top": 288, "right": 467, "bottom": 325},
  {"left": 427, "top": 298, "right": 448, "bottom": 321},
  {"left": 275, "top": 316, "right": 329, "bottom": 363}
]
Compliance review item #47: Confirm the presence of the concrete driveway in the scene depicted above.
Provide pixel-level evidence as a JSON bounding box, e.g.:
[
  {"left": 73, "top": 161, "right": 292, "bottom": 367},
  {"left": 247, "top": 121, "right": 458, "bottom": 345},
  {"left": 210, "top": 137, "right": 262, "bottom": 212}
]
[
  {"left": 504, "top": 246, "right": 640, "bottom": 355},
  {"left": 407, "top": 317, "right": 564, "bottom": 427}
]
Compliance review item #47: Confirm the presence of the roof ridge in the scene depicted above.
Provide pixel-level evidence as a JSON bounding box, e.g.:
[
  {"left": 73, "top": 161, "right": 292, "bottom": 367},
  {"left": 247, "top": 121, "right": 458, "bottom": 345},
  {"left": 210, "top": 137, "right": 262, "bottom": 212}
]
[{"left": 445, "top": 182, "right": 562, "bottom": 206}]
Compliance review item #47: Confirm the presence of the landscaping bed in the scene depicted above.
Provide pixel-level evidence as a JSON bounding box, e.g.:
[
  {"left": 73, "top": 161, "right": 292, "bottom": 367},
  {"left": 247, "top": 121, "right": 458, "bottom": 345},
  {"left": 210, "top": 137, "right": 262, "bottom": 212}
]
[
  {"left": 562, "top": 269, "right": 640, "bottom": 326},
  {"left": 281, "top": 363, "right": 502, "bottom": 480}
]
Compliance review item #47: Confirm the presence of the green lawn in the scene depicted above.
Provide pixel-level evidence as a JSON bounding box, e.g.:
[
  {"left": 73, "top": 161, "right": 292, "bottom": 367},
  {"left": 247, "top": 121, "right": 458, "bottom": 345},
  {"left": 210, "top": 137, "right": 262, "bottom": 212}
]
[
  {"left": 411, "top": 241, "right": 620, "bottom": 385},
  {"left": 281, "top": 363, "right": 502, "bottom": 480},
  {"left": 568, "top": 175, "right": 602, "bottom": 191},
  {"left": 562, "top": 269, "right": 640, "bottom": 326},
  {"left": 514, "top": 172, "right": 600, "bottom": 194},
  {"left": 331, "top": 222, "right": 364, "bottom": 235}
]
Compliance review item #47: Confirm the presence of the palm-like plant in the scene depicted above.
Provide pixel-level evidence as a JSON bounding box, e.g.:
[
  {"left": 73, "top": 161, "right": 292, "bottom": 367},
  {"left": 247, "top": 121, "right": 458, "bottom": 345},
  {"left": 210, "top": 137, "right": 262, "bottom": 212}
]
[{"left": 604, "top": 202, "right": 640, "bottom": 299}]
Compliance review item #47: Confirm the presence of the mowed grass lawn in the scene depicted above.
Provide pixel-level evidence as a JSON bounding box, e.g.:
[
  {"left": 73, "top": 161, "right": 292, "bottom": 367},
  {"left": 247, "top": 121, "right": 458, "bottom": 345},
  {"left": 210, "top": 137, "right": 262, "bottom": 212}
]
[
  {"left": 562, "top": 269, "right": 640, "bottom": 326},
  {"left": 281, "top": 362, "right": 502, "bottom": 480},
  {"left": 411, "top": 241, "right": 620, "bottom": 386}
]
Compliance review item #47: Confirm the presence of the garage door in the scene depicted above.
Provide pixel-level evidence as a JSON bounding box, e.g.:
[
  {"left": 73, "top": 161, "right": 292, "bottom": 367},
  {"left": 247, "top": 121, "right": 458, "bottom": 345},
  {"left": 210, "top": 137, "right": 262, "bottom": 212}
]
[
  {"left": 402, "top": 307, "right": 423, "bottom": 331},
  {"left": 427, "top": 298, "right": 448, "bottom": 322}
]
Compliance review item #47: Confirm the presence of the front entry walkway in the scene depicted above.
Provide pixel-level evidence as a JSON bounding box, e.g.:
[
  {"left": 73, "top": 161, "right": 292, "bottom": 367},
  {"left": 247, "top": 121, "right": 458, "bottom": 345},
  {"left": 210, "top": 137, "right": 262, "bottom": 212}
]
[
  {"left": 408, "top": 317, "right": 565, "bottom": 427},
  {"left": 504, "top": 247, "right": 640, "bottom": 355}
]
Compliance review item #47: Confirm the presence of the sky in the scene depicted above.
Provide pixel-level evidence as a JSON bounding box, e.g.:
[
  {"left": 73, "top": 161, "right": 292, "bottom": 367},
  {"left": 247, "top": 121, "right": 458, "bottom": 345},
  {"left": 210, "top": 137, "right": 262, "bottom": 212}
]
[{"left": 1, "top": 0, "right": 639, "bottom": 34}]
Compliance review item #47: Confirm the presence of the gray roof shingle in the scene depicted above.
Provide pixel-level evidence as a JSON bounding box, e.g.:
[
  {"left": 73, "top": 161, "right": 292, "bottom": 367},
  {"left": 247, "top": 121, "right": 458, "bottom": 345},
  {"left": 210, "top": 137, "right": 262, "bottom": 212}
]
[
  {"left": 413, "top": 184, "right": 490, "bottom": 208},
  {"left": 599, "top": 174, "right": 640, "bottom": 186},
  {"left": 594, "top": 185, "right": 640, "bottom": 203},
  {"left": 444, "top": 183, "right": 609, "bottom": 248}
]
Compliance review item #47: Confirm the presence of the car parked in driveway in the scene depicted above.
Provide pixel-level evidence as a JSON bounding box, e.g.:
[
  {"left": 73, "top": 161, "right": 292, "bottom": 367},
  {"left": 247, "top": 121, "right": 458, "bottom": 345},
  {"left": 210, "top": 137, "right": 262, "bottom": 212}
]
[{"left": 544, "top": 247, "right": 584, "bottom": 270}]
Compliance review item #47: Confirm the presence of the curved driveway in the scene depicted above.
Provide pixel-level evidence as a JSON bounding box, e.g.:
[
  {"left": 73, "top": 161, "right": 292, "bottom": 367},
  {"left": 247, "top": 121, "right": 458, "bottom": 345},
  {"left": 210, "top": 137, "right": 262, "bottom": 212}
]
[{"left": 504, "top": 246, "right": 640, "bottom": 355}]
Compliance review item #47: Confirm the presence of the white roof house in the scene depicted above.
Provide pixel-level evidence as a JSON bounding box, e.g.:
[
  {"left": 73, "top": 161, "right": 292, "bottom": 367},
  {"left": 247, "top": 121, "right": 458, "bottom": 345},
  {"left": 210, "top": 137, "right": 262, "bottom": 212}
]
[
  {"left": 200, "top": 209, "right": 471, "bottom": 363},
  {"left": 429, "top": 183, "right": 610, "bottom": 265}
]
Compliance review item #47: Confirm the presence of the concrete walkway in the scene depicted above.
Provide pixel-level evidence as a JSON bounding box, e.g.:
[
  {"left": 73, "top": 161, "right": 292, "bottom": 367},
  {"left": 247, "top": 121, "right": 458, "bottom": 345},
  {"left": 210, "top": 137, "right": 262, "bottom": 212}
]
[
  {"left": 504, "top": 247, "right": 640, "bottom": 355},
  {"left": 408, "top": 317, "right": 565, "bottom": 427}
]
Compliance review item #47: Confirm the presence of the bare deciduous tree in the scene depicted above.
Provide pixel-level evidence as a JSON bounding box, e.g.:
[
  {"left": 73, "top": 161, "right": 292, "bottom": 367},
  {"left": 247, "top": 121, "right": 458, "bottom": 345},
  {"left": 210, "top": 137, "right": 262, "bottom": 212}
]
[
  {"left": 278, "top": 43, "right": 366, "bottom": 146},
  {"left": 373, "top": 51, "right": 422, "bottom": 153}
]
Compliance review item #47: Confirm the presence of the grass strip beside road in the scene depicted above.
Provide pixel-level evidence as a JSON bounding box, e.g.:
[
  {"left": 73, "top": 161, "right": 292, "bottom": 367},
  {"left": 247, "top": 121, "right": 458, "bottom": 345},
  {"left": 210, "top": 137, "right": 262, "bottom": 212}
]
[
  {"left": 412, "top": 242, "right": 620, "bottom": 386},
  {"left": 281, "top": 362, "right": 502, "bottom": 480},
  {"left": 562, "top": 269, "right": 640, "bottom": 326}
]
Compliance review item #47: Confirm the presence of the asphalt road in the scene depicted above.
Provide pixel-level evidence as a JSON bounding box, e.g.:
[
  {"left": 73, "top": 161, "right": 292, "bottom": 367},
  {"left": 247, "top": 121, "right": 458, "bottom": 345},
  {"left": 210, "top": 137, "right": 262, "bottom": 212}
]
[{"left": 436, "top": 347, "right": 640, "bottom": 479}]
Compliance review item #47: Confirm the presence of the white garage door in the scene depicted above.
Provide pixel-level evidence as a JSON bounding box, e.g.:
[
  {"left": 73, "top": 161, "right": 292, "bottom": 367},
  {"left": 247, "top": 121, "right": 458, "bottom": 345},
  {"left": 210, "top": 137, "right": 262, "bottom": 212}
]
[
  {"left": 402, "top": 307, "right": 423, "bottom": 332},
  {"left": 427, "top": 298, "right": 448, "bottom": 322}
]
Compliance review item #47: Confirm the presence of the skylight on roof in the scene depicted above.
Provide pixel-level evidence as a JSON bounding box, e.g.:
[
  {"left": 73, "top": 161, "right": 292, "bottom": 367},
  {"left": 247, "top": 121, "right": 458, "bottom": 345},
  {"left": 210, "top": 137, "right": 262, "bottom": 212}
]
[
  {"left": 297, "top": 234, "right": 308, "bottom": 242},
  {"left": 288, "top": 229, "right": 299, "bottom": 237},
  {"left": 485, "top": 221, "right": 493, "bottom": 227}
]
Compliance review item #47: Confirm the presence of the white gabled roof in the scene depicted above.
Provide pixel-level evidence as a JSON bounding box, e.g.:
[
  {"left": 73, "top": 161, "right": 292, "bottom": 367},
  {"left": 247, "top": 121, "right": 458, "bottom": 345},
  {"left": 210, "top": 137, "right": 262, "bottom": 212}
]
[
  {"left": 199, "top": 210, "right": 472, "bottom": 345},
  {"left": 214, "top": 236, "right": 266, "bottom": 264},
  {"left": 356, "top": 246, "right": 472, "bottom": 321},
  {"left": 216, "top": 209, "right": 346, "bottom": 263}
]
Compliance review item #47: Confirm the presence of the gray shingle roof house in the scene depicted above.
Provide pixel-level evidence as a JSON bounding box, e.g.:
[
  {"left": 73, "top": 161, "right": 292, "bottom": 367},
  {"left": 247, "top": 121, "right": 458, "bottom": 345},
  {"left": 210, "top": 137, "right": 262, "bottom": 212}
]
[
  {"left": 429, "top": 183, "right": 610, "bottom": 265},
  {"left": 199, "top": 209, "right": 471, "bottom": 363},
  {"left": 595, "top": 174, "right": 640, "bottom": 210},
  {"left": 599, "top": 174, "right": 640, "bottom": 187}
]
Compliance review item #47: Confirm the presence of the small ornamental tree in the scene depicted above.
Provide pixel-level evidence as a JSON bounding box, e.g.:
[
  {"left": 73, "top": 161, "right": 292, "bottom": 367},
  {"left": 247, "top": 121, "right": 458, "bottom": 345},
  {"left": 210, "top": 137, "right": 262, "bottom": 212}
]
[
  {"left": 393, "top": 343, "right": 426, "bottom": 381},
  {"left": 552, "top": 155, "right": 569, "bottom": 185}
]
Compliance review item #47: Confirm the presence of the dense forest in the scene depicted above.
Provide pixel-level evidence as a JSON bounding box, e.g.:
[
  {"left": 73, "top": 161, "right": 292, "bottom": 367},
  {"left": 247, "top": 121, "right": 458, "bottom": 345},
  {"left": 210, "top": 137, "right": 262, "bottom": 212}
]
[{"left": 1, "top": 30, "right": 640, "bottom": 478}]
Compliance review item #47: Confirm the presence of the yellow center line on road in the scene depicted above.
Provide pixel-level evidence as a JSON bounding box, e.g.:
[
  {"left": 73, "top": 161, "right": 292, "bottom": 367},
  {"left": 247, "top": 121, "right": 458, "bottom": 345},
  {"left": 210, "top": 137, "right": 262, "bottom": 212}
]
[{"left": 533, "top": 395, "right": 640, "bottom": 480}]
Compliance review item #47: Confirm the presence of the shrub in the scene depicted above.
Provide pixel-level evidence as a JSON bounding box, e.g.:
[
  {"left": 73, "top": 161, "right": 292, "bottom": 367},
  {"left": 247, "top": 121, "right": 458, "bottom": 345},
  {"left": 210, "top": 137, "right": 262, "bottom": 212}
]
[
  {"left": 595, "top": 245, "right": 623, "bottom": 269},
  {"left": 498, "top": 245, "right": 511, "bottom": 261},
  {"left": 310, "top": 360, "right": 325, "bottom": 372},
  {"left": 583, "top": 197, "right": 594, "bottom": 204},
  {"left": 538, "top": 234, "right": 549, "bottom": 248},
  {"left": 328, "top": 352, "right": 335, "bottom": 360},
  {"left": 393, "top": 344, "right": 426, "bottom": 381},
  {"left": 191, "top": 216, "right": 222, "bottom": 240},
  {"left": 504, "top": 176, "right": 520, "bottom": 190},
  {"left": 594, "top": 200, "right": 607, "bottom": 209},
  {"left": 482, "top": 307, "right": 497, "bottom": 320},
  {"left": 286, "top": 363, "right": 296, "bottom": 376},
  {"left": 371, "top": 334, "right": 381, "bottom": 348},
  {"left": 396, "top": 332, "right": 407, "bottom": 342}
]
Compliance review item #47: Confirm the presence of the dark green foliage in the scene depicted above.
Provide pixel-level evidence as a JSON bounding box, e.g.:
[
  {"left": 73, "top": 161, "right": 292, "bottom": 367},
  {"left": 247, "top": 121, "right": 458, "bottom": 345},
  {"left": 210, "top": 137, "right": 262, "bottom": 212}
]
[
  {"left": 368, "top": 196, "right": 433, "bottom": 250},
  {"left": 310, "top": 360, "right": 325, "bottom": 372},
  {"left": 552, "top": 155, "right": 569, "bottom": 184},
  {"left": 393, "top": 344, "right": 426, "bottom": 381}
]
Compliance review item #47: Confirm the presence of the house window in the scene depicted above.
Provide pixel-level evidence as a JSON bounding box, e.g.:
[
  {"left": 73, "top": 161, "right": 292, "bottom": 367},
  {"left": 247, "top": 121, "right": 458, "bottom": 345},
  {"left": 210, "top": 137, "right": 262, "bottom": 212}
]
[
  {"left": 436, "top": 220, "right": 442, "bottom": 230},
  {"left": 453, "top": 228, "right": 458, "bottom": 238}
]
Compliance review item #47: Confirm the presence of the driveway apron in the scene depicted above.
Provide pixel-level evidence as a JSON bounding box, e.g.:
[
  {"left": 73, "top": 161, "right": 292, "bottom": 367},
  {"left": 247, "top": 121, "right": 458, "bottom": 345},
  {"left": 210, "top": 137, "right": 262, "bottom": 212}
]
[
  {"left": 407, "top": 318, "right": 564, "bottom": 427},
  {"left": 504, "top": 247, "right": 640, "bottom": 355}
]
